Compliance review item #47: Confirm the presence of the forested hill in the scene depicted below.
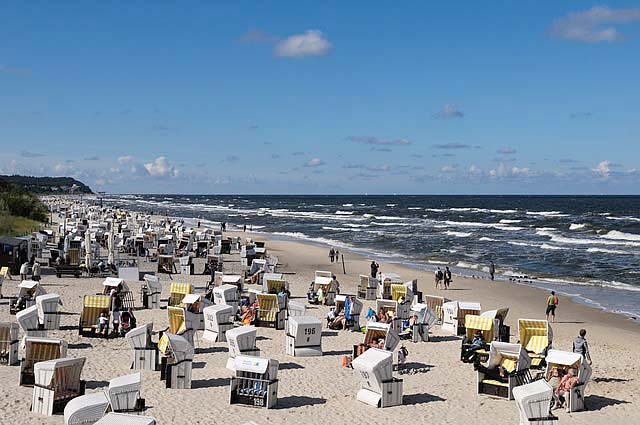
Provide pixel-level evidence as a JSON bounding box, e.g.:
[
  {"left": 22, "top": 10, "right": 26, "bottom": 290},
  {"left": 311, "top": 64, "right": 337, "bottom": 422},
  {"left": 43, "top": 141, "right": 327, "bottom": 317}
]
[{"left": 0, "top": 175, "right": 93, "bottom": 194}]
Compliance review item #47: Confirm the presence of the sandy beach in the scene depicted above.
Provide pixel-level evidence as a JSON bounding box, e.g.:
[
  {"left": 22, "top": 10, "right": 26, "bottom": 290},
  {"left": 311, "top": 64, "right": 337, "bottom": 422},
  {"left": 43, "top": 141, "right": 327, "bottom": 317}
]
[{"left": 1, "top": 228, "right": 637, "bottom": 425}]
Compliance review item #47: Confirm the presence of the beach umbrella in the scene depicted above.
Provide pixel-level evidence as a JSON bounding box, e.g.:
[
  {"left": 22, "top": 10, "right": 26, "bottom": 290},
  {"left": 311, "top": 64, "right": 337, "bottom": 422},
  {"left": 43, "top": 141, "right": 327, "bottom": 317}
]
[
  {"left": 85, "top": 231, "right": 92, "bottom": 268},
  {"left": 63, "top": 234, "right": 70, "bottom": 254}
]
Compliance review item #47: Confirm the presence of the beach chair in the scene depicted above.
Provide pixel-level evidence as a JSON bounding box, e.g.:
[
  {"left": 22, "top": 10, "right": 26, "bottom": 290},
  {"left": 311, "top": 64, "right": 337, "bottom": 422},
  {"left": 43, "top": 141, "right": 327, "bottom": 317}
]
[
  {"left": 102, "top": 277, "right": 135, "bottom": 310},
  {"left": 230, "top": 355, "right": 279, "bottom": 409},
  {"left": 17, "top": 305, "right": 46, "bottom": 343},
  {"left": 20, "top": 336, "right": 68, "bottom": 386},
  {"left": 286, "top": 316, "right": 322, "bottom": 357},
  {"left": 376, "top": 299, "right": 411, "bottom": 325},
  {"left": 424, "top": 295, "right": 450, "bottom": 324},
  {"left": 513, "top": 379, "right": 558, "bottom": 425},
  {"left": 107, "top": 372, "right": 145, "bottom": 413},
  {"left": 168, "top": 282, "right": 192, "bottom": 306},
  {"left": 353, "top": 322, "right": 400, "bottom": 359},
  {"left": 158, "top": 333, "right": 194, "bottom": 389},
  {"left": 0, "top": 266, "right": 11, "bottom": 281},
  {"left": 167, "top": 306, "right": 196, "bottom": 347},
  {"left": 36, "top": 293, "right": 63, "bottom": 330},
  {"left": 126, "top": 323, "right": 159, "bottom": 371},
  {"left": 31, "top": 357, "right": 86, "bottom": 415},
  {"left": 212, "top": 284, "right": 240, "bottom": 311},
  {"left": 202, "top": 304, "right": 234, "bottom": 343},
  {"left": 220, "top": 274, "right": 243, "bottom": 295},
  {"left": 95, "top": 413, "right": 156, "bottom": 424},
  {"left": 408, "top": 303, "right": 437, "bottom": 343},
  {"left": 460, "top": 315, "right": 498, "bottom": 363},
  {"left": 0, "top": 321, "right": 19, "bottom": 365},
  {"left": 314, "top": 271, "right": 336, "bottom": 306},
  {"left": 63, "top": 391, "right": 110, "bottom": 425},
  {"left": 79, "top": 295, "right": 111, "bottom": 337},
  {"left": 391, "top": 283, "right": 414, "bottom": 305},
  {"left": 352, "top": 348, "right": 403, "bottom": 408},
  {"left": 518, "top": 319, "right": 553, "bottom": 369},
  {"left": 357, "top": 275, "right": 377, "bottom": 300},
  {"left": 544, "top": 349, "right": 592, "bottom": 412},
  {"left": 481, "top": 307, "right": 510, "bottom": 342},
  {"left": 378, "top": 273, "right": 402, "bottom": 300},
  {"left": 141, "top": 274, "right": 161, "bottom": 309},
  {"left": 226, "top": 326, "right": 260, "bottom": 371},
  {"left": 181, "top": 293, "right": 212, "bottom": 330},
  {"left": 264, "top": 278, "right": 288, "bottom": 295},
  {"left": 477, "top": 341, "right": 532, "bottom": 400},
  {"left": 441, "top": 301, "right": 481, "bottom": 336},
  {"left": 336, "top": 294, "right": 363, "bottom": 331},
  {"left": 10, "top": 280, "right": 46, "bottom": 314},
  {"left": 255, "top": 293, "right": 285, "bottom": 330}
]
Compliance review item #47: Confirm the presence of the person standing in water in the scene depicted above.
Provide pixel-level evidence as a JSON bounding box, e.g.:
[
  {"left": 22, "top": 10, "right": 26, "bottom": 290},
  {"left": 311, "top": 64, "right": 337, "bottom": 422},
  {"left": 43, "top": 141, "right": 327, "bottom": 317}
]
[
  {"left": 546, "top": 291, "right": 559, "bottom": 323},
  {"left": 489, "top": 261, "right": 495, "bottom": 281}
]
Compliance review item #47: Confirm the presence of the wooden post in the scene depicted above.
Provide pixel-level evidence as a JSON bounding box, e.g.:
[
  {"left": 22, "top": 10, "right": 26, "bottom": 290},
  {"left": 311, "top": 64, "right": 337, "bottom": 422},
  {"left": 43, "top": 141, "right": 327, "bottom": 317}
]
[{"left": 341, "top": 254, "right": 346, "bottom": 275}]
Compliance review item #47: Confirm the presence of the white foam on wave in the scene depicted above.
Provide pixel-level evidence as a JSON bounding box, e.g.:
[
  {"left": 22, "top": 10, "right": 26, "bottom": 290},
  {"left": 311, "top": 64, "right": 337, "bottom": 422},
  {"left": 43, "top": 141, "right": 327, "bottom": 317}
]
[
  {"left": 499, "top": 219, "right": 522, "bottom": 224},
  {"left": 371, "top": 221, "right": 411, "bottom": 227},
  {"left": 441, "top": 220, "right": 524, "bottom": 231},
  {"left": 445, "top": 231, "right": 472, "bottom": 237},
  {"left": 601, "top": 230, "right": 640, "bottom": 242},
  {"left": 569, "top": 223, "right": 586, "bottom": 230},
  {"left": 537, "top": 229, "right": 640, "bottom": 247},
  {"left": 606, "top": 216, "right": 640, "bottom": 222},
  {"left": 479, "top": 237, "right": 498, "bottom": 241},
  {"left": 587, "top": 247, "right": 632, "bottom": 255},
  {"left": 408, "top": 207, "right": 423, "bottom": 210},
  {"left": 526, "top": 211, "right": 569, "bottom": 217},
  {"left": 541, "top": 243, "right": 567, "bottom": 251},
  {"left": 335, "top": 210, "right": 354, "bottom": 215},
  {"left": 374, "top": 215, "right": 406, "bottom": 220},
  {"left": 342, "top": 204, "right": 353, "bottom": 207}
]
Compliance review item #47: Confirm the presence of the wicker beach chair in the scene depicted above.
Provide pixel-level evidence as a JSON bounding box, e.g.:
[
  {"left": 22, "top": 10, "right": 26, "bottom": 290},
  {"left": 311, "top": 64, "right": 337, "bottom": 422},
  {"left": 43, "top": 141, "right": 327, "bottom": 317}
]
[
  {"left": 513, "top": 379, "right": 558, "bottom": 425},
  {"left": 285, "top": 316, "right": 322, "bottom": 357},
  {"left": 408, "top": 303, "right": 437, "bottom": 342},
  {"left": 212, "top": 284, "right": 240, "bottom": 311},
  {"left": 477, "top": 341, "right": 532, "bottom": 400},
  {"left": 141, "top": 274, "right": 161, "bottom": 309},
  {"left": 544, "top": 349, "right": 592, "bottom": 412},
  {"left": 335, "top": 294, "right": 363, "bottom": 331},
  {"left": 79, "top": 295, "right": 111, "bottom": 337},
  {"left": 230, "top": 355, "right": 279, "bottom": 409},
  {"left": 424, "top": 295, "right": 450, "bottom": 324},
  {"left": 518, "top": 319, "right": 553, "bottom": 369},
  {"left": 20, "top": 336, "right": 69, "bottom": 386},
  {"left": 352, "top": 348, "right": 403, "bottom": 408},
  {"left": 125, "top": 323, "right": 158, "bottom": 371},
  {"left": 31, "top": 357, "right": 86, "bottom": 416},
  {"left": 107, "top": 372, "right": 144, "bottom": 413},
  {"left": 441, "top": 301, "right": 481, "bottom": 336},
  {"left": 353, "top": 322, "right": 399, "bottom": 359},
  {"left": 460, "top": 315, "right": 498, "bottom": 363},
  {"left": 17, "top": 305, "right": 47, "bottom": 344},
  {"left": 0, "top": 321, "right": 19, "bottom": 365},
  {"left": 168, "top": 282, "right": 191, "bottom": 307},
  {"left": 36, "top": 293, "right": 63, "bottom": 330},
  {"left": 167, "top": 306, "right": 195, "bottom": 347},
  {"left": 357, "top": 275, "right": 377, "bottom": 300},
  {"left": 158, "top": 333, "right": 194, "bottom": 389},
  {"left": 63, "top": 391, "right": 110, "bottom": 425},
  {"left": 202, "top": 304, "right": 234, "bottom": 343},
  {"left": 255, "top": 293, "right": 285, "bottom": 330},
  {"left": 226, "top": 326, "right": 260, "bottom": 371}
]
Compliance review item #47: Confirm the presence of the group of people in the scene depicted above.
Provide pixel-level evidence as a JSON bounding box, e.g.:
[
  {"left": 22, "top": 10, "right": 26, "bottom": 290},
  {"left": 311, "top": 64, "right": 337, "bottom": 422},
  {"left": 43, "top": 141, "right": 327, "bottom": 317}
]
[
  {"left": 434, "top": 266, "right": 452, "bottom": 289},
  {"left": 328, "top": 247, "right": 340, "bottom": 263},
  {"left": 19, "top": 258, "right": 41, "bottom": 281},
  {"left": 97, "top": 307, "right": 137, "bottom": 337}
]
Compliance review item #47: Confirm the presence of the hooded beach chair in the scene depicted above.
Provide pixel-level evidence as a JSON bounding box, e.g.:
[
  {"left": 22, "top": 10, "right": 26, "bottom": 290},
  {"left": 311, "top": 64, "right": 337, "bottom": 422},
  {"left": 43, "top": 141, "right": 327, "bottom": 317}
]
[
  {"left": 126, "top": 323, "right": 158, "bottom": 371},
  {"left": 378, "top": 273, "right": 402, "bottom": 300},
  {"left": 107, "top": 372, "right": 144, "bottom": 413},
  {"left": 63, "top": 391, "right": 110, "bottom": 425},
  {"left": 158, "top": 333, "right": 194, "bottom": 389},
  {"left": 313, "top": 271, "right": 336, "bottom": 306},
  {"left": 10, "top": 280, "right": 46, "bottom": 314},
  {"left": 226, "top": 326, "right": 259, "bottom": 371},
  {"left": 513, "top": 379, "right": 558, "bottom": 425},
  {"left": 36, "top": 293, "right": 63, "bottom": 330},
  {"left": 424, "top": 295, "right": 450, "bottom": 324},
  {"left": 17, "top": 305, "right": 46, "bottom": 343},
  {"left": 20, "top": 336, "right": 69, "bottom": 386},
  {"left": 212, "top": 284, "right": 240, "bottom": 311},
  {"left": 357, "top": 275, "right": 377, "bottom": 300},
  {"left": 168, "top": 282, "right": 192, "bottom": 307},
  {"left": 167, "top": 306, "right": 196, "bottom": 347},
  {"left": 31, "top": 356, "right": 86, "bottom": 415},
  {"left": 409, "top": 303, "right": 437, "bottom": 342},
  {"left": 264, "top": 278, "right": 288, "bottom": 295},
  {"left": 441, "top": 301, "right": 481, "bottom": 336},
  {"left": 230, "top": 355, "right": 279, "bottom": 409},
  {"left": 352, "top": 348, "right": 403, "bottom": 408},
  {"left": 102, "top": 277, "right": 134, "bottom": 309},
  {"left": 545, "top": 349, "right": 592, "bottom": 412},
  {"left": 95, "top": 413, "right": 156, "bottom": 424},
  {"left": 142, "top": 274, "right": 161, "bottom": 309},
  {"left": 285, "top": 316, "right": 322, "bottom": 357},
  {"left": 285, "top": 300, "right": 305, "bottom": 330},
  {"left": 477, "top": 341, "right": 532, "bottom": 400},
  {"left": 255, "top": 293, "right": 285, "bottom": 330},
  {"left": 219, "top": 274, "right": 243, "bottom": 295},
  {"left": 518, "top": 319, "right": 553, "bottom": 369},
  {"left": 181, "top": 293, "right": 212, "bottom": 330},
  {"left": 79, "top": 295, "right": 111, "bottom": 337},
  {"left": 354, "top": 322, "right": 400, "bottom": 359},
  {"left": 460, "top": 314, "right": 498, "bottom": 363},
  {"left": 336, "top": 294, "right": 363, "bottom": 331},
  {"left": 202, "top": 304, "right": 234, "bottom": 343},
  {"left": 376, "top": 298, "right": 411, "bottom": 324},
  {"left": 0, "top": 321, "right": 19, "bottom": 365},
  {"left": 481, "top": 307, "right": 510, "bottom": 342},
  {"left": 391, "top": 282, "right": 414, "bottom": 305}
]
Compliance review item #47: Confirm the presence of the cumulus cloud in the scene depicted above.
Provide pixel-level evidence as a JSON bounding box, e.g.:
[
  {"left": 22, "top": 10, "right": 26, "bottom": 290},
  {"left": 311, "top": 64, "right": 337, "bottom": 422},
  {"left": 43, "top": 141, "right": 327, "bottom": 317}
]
[
  {"left": 144, "top": 156, "right": 180, "bottom": 178},
  {"left": 440, "top": 165, "right": 457, "bottom": 173},
  {"left": 347, "top": 136, "right": 411, "bottom": 146},
  {"left": 548, "top": 6, "right": 640, "bottom": 43},
  {"left": 304, "top": 157, "right": 325, "bottom": 167},
  {"left": 469, "top": 165, "right": 482, "bottom": 175},
  {"left": 433, "top": 104, "right": 464, "bottom": 119},
  {"left": 432, "top": 143, "right": 471, "bottom": 149},
  {"left": 274, "top": 30, "right": 332, "bottom": 58},
  {"left": 592, "top": 160, "right": 611, "bottom": 178},
  {"left": 497, "top": 147, "right": 516, "bottom": 154},
  {"left": 118, "top": 155, "right": 135, "bottom": 163}
]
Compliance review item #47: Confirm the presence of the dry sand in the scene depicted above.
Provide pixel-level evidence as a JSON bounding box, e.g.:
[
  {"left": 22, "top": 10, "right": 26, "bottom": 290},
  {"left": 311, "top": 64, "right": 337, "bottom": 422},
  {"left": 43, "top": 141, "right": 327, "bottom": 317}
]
[{"left": 1, "top": 230, "right": 637, "bottom": 424}]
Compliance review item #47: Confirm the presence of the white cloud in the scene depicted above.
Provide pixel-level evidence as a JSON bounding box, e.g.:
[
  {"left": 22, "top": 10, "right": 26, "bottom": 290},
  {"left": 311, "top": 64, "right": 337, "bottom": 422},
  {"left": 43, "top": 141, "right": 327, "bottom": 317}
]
[
  {"left": 469, "top": 165, "right": 482, "bottom": 175},
  {"left": 118, "top": 155, "right": 135, "bottom": 163},
  {"left": 592, "top": 160, "right": 611, "bottom": 178},
  {"left": 440, "top": 165, "right": 457, "bottom": 173},
  {"left": 144, "top": 156, "right": 180, "bottom": 178},
  {"left": 304, "top": 158, "right": 325, "bottom": 167},
  {"left": 549, "top": 6, "right": 640, "bottom": 43},
  {"left": 433, "top": 104, "right": 464, "bottom": 119},
  {"left": 274, "top": 30, "right": 332, "bottom": 58}
]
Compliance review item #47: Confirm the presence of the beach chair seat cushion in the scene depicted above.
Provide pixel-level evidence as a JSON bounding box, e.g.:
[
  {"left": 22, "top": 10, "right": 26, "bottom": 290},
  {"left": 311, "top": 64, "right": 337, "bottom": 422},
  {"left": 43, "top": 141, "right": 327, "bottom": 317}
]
[{"left": 481, "top": 379, "right": 509, "bottom": 387}]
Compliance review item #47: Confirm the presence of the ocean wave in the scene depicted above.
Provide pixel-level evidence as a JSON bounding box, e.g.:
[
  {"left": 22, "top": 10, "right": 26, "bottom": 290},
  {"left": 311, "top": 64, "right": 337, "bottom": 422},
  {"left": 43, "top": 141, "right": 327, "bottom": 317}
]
[
  {"left": 606, "top": 216, "right": 640, "bottom": 222},
  {"left": 371, "top": 221, "right": 412, "bottom": 227},
  {"left": 569, "top": 223, "right": 586, "bottom": 230},
  {"left": 342, "top": 204, "right": 353, "bottom": 207},
  {"left": 526, "top": 211, "right": 569, "bottom": 217},
  {"left": 509, "top": 241, "right": 539, "bottom": 247},
  {"left": 537, "top": 229, "right": 640, "bottom": 247},
  {"left": 586, "top": 247, "right": 632, "bottom": 255},
  {"left": 479, "top": 237, "right": 498, "bottom": 241},
  {"left": 441, "top": 220, "right": 524, "bottom": 231},
  {"left": 407, "top": 207, "right": 423, "bottom": 210},
  {"left": 499, "top": 219, "right": 522, "bottom": 224},
  {"left": 540, "top": 243, "right": 567, "bottom": 251},
  {"left": 335, "top": 210, "right": 354, "bottom": 215},
  {"left": 374, "top": 215, "right": 406, "bottom": 220},
  {"left": 445, "top": 231, "right": 472, "bottom": 237},
  {"left": 601, "top": 230, "right": 640, "bottom": 242}
]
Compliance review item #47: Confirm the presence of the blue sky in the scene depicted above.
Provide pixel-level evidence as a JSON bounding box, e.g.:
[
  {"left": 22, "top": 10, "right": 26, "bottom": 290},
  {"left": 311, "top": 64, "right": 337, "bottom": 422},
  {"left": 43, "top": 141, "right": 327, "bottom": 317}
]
[{"left": 1, "top": 1, "right": 639, "bottom": 194}]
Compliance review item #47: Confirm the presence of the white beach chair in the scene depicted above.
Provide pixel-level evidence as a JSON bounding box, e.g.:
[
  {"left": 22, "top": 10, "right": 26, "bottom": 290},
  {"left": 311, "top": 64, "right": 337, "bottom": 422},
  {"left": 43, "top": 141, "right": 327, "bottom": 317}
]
[
  {"left": 180, "top": 293, "right": 211, "bottom": 330},
  {"left": 202, "top": 304, "right": 234, "bottom": 343},
  {"left": 142, "top": 274, "right": 161, "bottom": 309},
  {"left": 158, "top": 333, "right": 194, "bottom": 389},
  {"left": 107, "top": 372, "right": 144, "bottom": 413},
  {"left": 357, "top": 275, "right": 377, "bottom": 300},
  {"left": 95, "top": 413, "right": 156, "bottom": 424},
  {"left": 354, "top": 322, "right": 400, "bottom": 359},
  {"left": 226, "top": 326, "right": 260, "bottom": 371},
  {"left": 0, "top": 321, "right": 20, "bottom": 365},
  {"left": 378, "top": 273, "right": 402, "bottom": 300},
  {"left": 477, "top": 341, "right": 532, "bottom": 400},
  {"left": 545, "top": 349, "right": 592, "bottom": 412},
  {"left": 125, "top": 323, "right": 158, "bottom": 371},
  {"left": 352, "top": 348, "right": 403, "bottom": 408},
  {"left": 63, "top": 391, "right": 110, "bottom": 425},
  {"left": 424, "top": 295, "right": 450, "bottom": 324},
  {"left": 167, "top": 306, "right": 196, "bottom": 347},
  {"left": 17, "top": 305, "right": 47, "bottom": 349},
  {"left": 31, "top": 357, "right": 86, "bottom": 416},
  {"left": 212, "top": 284, "right": 240, "bottom": 311},
  {"left": 335, "top": 294, "right": 363, "bottom": 331},
  {"left": 513, "top": 379, "right": 558, "bottom": 425},
  {"left": 285, "top": 316, "right": 322, "bottom": 357},
  {"left": 409, "top": 303, "right": 437, "bottom": 342},
  {"left": 313, "top": 271, "right": 336, "bottom": 306},
  {"left": 11, "top": 280, "right": 46, "bottom": 314},
  {"left": 441, "top": 301, "right": 481, "bottom": 336},
  {"left": 230, "top": 355, "right": 279, "bottom": 409},
  {"left": 36, "top": 293, "right": 63, "bottom": 330},
  {"left": 481, "top": 307, "right": 510, "bottom": 342}
]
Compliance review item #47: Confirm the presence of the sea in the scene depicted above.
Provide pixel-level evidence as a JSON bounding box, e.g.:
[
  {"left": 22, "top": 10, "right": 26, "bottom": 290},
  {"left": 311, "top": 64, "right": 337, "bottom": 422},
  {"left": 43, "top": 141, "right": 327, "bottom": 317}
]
[{"left": 103, "top": 194, "right": 640, "bottom": 320}]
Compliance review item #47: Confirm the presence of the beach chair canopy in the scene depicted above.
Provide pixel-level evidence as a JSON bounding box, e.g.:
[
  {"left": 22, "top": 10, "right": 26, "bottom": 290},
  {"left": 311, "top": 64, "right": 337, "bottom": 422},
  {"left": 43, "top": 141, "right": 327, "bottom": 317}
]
[
  {"left": 18, "top": 280, "right": 46, "bottom": 298},
  {"left": 481, "top": 307, "right": 509, "bottom": 323},
  {"left": 391, "top": 283, "right": 412, "bottom": 303},
  {"left": 234, "top": 355, "right": 279, "bottom": 380},
  {"left": 265, "top": 278, "right": 287, "bottom": 294},
  {"left": 287, "top": 301, "right": 306, "bottom": 317},
  {"left": 465, "top": 315, "right": 496, "bottom": 341},
  {"left": 352, "top": 347, "right": 393, "bottom": 394},
  {"left": 222, "top": 275, "right": 242, "bottom": 285},
  {"left": 36, "top": 293, "right": 62, "bottom": 324},
  {"left": 19, "top": 280, "right": 40, "bottom": 290},
  {"left": 95, "top": 413, "right": 156, "bottom": 425},
  {"left": 158, "top": 333, "right": 194, "bottom": 363},
  {"left": 143, "top": 275, "right": 161, "bottom": 292},
  {"left": 125, "top": 323, "right": 153, "bottom": 349},
  {"left": 63, "top": 391, "right": 109, "bottom": 425},
  {"left": 203, "top": 304, "right": 233, "bottom": 327},
  {"left": 181, "top": 293, "right": 201, "bottom": 306},
  {"left": 486, "top": 341, "right": 531, "bottom": 373},
  {"left": 169, "top": 282, "right": 192, "bottom": 295},
  {"left": 34, "top": 356, "right": 85, "bottom": 389},
  {"left": 411, "top": 303, "right": 438, "bottom": 327},
  {"left": 545, "top": 349, "right": 592, "bottom": 384},
  {"left": 103, "top": 277, "right": 128, "bottom": 290},
  {"left": 518, "top": 319, "right": 553, "bottom": 354},
  {"left": 513, "top": 379, "right": 554, "bottom": 425},
  {"left": 167, "top": 306, "right": 187, "bottom": 334},
  {"left": 459, "top": 301, "right": 481, "bottom": 312},
  {"left": 226, "top": 326, "right": 257, "bottom": 357},
  {"left": 287, "top": 316, "right": 322, "bottom": 345},
  {"left": 213, "top": 284, "right": 238, "bottom": 305},
  {"left": 364, "top": 322, "right": 399, "bottom": 352},
  {"left": 314, "top": 271, "right": 333, "bottom": 285},
  {"left": 108, "top": 372, "right": 141, "bottom": 411},
  {"left": 84, "top": 295, "right": 111, "bottom": 309},
  {"left": 16, "top": 305, "right": 40, "bottom": 330}
]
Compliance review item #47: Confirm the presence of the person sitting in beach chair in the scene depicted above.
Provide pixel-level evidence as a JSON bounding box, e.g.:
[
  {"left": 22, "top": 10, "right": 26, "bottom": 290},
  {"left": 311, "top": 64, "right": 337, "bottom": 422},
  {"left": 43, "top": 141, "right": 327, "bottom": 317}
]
[
  {"left": 462, "top": 330, "right": 486, "bottom": 363},
  {"left": 240, "top": 305, "right": 254, "bottom": 325},
  {"left": 554, "top": 368, "right": 579, "bottom": 409},
  {"left": 98, "top": 312, "right": 109, "bottom": 335}
]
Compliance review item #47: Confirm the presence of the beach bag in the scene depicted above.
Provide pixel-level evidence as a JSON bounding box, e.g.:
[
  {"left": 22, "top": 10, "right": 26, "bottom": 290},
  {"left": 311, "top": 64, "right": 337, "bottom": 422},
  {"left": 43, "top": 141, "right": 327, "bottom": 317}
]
[{"left": 554, "top": 296, "right": 559, "bottom": 306}]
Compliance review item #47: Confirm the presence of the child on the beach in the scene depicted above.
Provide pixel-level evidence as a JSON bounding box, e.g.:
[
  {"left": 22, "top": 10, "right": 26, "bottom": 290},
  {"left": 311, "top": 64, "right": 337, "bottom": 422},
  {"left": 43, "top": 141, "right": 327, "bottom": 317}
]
[{"left": 98, "top": 312, "right": 108, "bottom": 334}]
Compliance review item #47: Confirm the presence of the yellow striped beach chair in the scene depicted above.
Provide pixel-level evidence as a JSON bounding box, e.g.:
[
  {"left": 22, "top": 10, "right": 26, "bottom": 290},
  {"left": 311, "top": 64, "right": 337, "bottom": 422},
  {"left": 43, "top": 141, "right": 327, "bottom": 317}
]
[
  {"left": 1, "top": 266, "right": 12, "bottom": 281},
  {"left": 266, "top": 279, "right": 286, "bottom": 294},
  {"left": 79, "top": 295, "right": 111, "bottom": 337},
  {"left": 169, "top": 283, "right": 191, "bottom": 306},
  {"left": 518, "top": 319, "right": 552, "bottom": 368},
  {"left": 425, "top": 295, "right": 450, "bottom": 323},
  {"left": 167, "top": 306, "right": 195, "bottom": 346},
  {"left": 255, "top": 294, "right": 284, "bottom": 329},
  {"left": 391, "top": 284, "right": 407, "bottom": 303}
]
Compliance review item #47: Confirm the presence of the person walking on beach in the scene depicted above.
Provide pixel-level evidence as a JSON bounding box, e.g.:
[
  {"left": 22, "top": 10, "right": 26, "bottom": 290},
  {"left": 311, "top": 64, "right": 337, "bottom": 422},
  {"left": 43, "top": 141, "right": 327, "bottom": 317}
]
[
  {"left": 329, "top": 248, "right": 335, "bottom": 263},
  {"left": 20, "top": 261, "right": 29, "bottom": 281},
  {"left": 32, "top": 261, "right": 41, "bottom": 282},
  {"left": 243, "top": 224, "right": 247, "bottom": 232},
  {"left": 573, "top": 329, "right": 593, "bottom": 365},
  {"left": 546, "top": 291, "right": 559, "bottom": 323},
  {"left": 370, "top": 261, "right": 379, "bottom": 279},
  {"left": 435, "top": 267, "right": 443, "bottom": 289},
  {"left": 489, "top": 261, "right": 495, "bottom": 281},
  {"left": 444, "top": 266, "right": 452, "bottom": 289}
]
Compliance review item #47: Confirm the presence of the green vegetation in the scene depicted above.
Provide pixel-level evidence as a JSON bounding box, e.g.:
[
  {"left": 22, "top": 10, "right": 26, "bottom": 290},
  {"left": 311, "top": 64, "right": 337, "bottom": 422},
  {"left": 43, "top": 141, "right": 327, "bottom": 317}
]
[
  {"left": 0, "top": 175, "right": 93, "bottom": 194},
  {"left": 0, "top": 178, "right": 49, "bottom": 235},
  {"left": 0, "top": 214, "right": 42, "bottom": 236}
]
